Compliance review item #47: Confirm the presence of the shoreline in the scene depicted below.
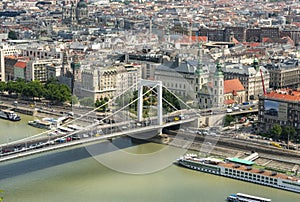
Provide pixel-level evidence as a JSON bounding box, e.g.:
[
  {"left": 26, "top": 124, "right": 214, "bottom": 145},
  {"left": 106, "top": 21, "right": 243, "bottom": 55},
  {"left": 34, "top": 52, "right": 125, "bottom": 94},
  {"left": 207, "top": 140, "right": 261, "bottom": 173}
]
[{"left": 149, "top": 133, "right": 300, "bottom": 177}]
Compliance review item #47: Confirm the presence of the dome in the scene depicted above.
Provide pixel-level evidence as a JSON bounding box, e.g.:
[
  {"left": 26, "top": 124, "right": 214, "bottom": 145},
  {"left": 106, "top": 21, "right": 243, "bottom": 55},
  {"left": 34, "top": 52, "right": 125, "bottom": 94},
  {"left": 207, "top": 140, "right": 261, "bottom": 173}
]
[{"left": 77, "top": 0, "right": 87, "bottom": 8}]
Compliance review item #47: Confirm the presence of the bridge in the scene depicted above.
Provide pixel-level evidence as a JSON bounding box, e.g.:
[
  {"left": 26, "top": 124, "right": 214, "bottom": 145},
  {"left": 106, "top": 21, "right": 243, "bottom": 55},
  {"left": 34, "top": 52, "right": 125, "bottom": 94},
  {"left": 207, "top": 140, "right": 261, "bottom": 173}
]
[{"left": 0, "top": 79, "right": 202, "bottom": 162}]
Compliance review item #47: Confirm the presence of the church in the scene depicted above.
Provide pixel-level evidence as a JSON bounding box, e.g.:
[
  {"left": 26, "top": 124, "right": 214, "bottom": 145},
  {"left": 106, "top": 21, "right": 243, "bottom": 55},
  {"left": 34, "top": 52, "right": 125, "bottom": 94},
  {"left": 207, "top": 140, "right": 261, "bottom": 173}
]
[
  {"left": 62, "top": 0, "right": 89, "bottom": 26},
  {"left": 155, "top": 44, "right": 224, "bottom": 109}
]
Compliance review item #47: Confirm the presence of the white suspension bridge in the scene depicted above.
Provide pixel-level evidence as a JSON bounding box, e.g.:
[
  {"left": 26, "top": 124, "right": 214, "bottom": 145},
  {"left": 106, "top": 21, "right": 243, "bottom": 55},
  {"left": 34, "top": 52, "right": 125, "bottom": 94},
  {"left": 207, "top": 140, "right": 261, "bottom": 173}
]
[{"left": 0, "top": 79, "right": 201, "bottom": 162}]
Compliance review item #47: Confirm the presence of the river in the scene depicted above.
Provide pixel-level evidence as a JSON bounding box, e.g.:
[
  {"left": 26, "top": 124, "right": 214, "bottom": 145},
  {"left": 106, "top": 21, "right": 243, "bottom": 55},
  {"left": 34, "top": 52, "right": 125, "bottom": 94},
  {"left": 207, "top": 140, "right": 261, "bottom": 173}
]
[{"left": 0, "top": 115, "right": 299, "bottom": 201}]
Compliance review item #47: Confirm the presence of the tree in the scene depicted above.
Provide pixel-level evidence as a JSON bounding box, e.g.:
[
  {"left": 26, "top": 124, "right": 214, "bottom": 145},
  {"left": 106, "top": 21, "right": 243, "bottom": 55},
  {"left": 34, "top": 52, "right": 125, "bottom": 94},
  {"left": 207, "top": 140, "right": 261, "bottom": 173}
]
[
  {"left": 55, "top": 84, "right": 71, "bottom": 103},
  {"left": 6, "top": 81, "right": 19, "bottom": 96},
  {"left": 270, "top": 124, "right": 282, "bottom": 141},
  {"left": 45, "top": 77, "right": 58, "bottom": 87},
  {"left": 95, "top": 97, "right": 109, "bottom": 112},
  {"left": 24, "top": 81, "right": 45, "bottom": 100},
  {"left": 79, "top": 97, "right": 94, "bottom": 107},
  {"left": 224, "top": 115, "right": 234, "bottom": 127},
  {"left": 71, "top": 95, "right": 79, "bottom": 105},
  {"left": 282, "top": 126, "right": 296, "bottom": 142},
  {"left": 44, "top": 83, "right": 71, "bottom": 104},
  {"left": 0, "top": 82, "right": 6, "bottom": 93},
  {"left": 15, "top": 79, "right": 26, "bottom": 97}
]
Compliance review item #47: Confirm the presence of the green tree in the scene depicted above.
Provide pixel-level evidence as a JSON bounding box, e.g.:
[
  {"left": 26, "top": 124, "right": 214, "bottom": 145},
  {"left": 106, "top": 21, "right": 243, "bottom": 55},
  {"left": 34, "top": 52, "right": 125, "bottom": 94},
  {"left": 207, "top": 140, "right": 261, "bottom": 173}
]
[
  {"left": 71, "top": 95, "right": 79, "bottom": 105},
  {"left": 95, "top": 97, "right": 109, "bottom": 112},
  {"left": 57, "top": 84, "right": 71, "bottom": 103},
  {"left": 270, "top": 124, "right": 282, "bottom": 140},
  {"left": 224, "top": 115, "right": 234, "bottom": 126},
  {"left": 15, "top": 78, "right": 26, "bottom": 97},
  {"left": 45, "top": 77, "right": 58, "bottom": 87},
  {"left": 79, "top": 97, "right": 94, "bottom": 107},
  {"left": 282, "top": 126, "right": 296, "bottom": 142},
  {"left": 0, "top": 82, "right": 6, "bottom": 93},
  {"left": 44, "top": 83, "right": 71, "bottom": 104},
  {"left": 6, "top": 81, "right": 19, "bottom": 96},
  {"left": 25, "top": 81, "right": 45, "bottom": 100}
]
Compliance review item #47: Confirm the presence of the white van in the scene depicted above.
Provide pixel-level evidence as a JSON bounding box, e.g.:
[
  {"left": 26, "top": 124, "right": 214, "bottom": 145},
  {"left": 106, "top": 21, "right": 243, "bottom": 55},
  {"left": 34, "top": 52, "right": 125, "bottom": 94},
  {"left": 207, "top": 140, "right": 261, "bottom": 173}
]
[{"left": 226, "top": 108, "right": 233, "bottom": 113}]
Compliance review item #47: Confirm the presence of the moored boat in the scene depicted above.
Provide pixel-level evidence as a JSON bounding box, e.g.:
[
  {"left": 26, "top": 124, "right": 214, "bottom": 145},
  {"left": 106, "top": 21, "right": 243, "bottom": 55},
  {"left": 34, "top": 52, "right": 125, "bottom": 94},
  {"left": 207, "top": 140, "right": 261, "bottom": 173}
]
[
  {"left": 0, "top": 109, "right": 21, "bottom": 121},
  {"left": 177, "top": 154, "right": 300, "bottom": 193},
  {"left": 226, "top": 193, "right": 271, "bottom": 202},
  {"left": 28, "top": 119, "right": 54, "bottom": 130}
]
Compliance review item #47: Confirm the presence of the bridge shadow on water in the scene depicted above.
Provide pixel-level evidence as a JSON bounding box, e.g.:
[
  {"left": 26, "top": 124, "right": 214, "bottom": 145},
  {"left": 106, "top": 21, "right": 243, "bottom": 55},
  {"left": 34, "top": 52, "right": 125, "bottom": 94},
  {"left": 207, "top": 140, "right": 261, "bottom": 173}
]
[{"left": 0, "top": 137, "right": 146, "bottom": 180}]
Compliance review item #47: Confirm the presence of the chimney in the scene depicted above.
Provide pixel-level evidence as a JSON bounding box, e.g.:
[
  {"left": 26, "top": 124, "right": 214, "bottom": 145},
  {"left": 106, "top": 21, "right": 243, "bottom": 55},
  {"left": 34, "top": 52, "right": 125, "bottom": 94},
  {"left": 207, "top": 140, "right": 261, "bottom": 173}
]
[{"left": 175, "top": 55, "right": 181, "bottom": 67}]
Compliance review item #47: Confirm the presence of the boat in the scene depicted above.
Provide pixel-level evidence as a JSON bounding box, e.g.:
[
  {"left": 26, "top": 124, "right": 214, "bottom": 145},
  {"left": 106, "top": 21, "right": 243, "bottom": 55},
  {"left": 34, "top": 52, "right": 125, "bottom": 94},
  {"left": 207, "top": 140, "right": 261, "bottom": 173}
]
[
  {"left": 0, "top": 109, "right": 21, "bottom": 121},
  {"left": 226, "top": 193, "right": 271, "bottom": 202},
  {"left": 28, "top": 119, "right": 54, "bottom": 130},
  {"left": 177, "top": 154, "right": 300, "bottom": 193}
]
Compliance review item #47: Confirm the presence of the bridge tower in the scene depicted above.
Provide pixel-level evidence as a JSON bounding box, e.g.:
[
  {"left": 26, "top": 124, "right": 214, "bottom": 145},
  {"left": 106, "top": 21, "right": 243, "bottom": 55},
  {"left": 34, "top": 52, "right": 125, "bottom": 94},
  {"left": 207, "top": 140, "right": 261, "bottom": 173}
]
[{"left": 137, "top": 79, "right": 163, "bottom": 130}]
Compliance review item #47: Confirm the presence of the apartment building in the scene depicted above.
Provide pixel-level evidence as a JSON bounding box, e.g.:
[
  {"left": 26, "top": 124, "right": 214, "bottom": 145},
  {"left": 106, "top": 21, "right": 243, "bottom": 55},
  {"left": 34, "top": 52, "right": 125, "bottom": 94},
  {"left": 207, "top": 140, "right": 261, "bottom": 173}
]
[
  {"left": 258, "top": 89, "right": 300, "bottom": 133},
  {"left": 264, "top": 59, "right": 300, "bottom": 90},
  {"left": 223, "top": 60, "right": 270, "bottom": 101}
]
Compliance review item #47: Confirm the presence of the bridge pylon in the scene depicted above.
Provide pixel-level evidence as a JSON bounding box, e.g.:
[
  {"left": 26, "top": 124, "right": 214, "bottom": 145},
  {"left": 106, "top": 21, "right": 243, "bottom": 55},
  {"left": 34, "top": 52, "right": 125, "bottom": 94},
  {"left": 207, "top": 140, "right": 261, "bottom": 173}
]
[{"left": 137, "top": 79, "right": 163, "bottom": 134}]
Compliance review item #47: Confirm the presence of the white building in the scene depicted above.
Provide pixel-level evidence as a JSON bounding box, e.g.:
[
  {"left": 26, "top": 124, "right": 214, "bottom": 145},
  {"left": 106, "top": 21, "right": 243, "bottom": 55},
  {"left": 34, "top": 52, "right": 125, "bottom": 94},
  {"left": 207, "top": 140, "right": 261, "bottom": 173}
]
[
  {"left": 0, "top": 43, "right": 21, "bottom": 81},
  {"left": 26, "top": 59, "right": 61, "bottom": 82},
  {"left": 79, "top": 62, "right": 141, "bottom": 101},
  {"left": 223, "top": 59, "right": 270, "bottom": 101}
]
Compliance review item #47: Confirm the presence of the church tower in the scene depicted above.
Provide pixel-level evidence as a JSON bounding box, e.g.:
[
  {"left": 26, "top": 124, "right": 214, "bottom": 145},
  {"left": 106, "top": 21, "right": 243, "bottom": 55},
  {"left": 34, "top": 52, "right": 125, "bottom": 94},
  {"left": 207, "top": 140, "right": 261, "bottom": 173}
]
[
  {"left": 213, "top": 61, "right": 224, "bottom": 108},
  {"left": 194, "top": 43, "right": 204, "bottom": 93}
]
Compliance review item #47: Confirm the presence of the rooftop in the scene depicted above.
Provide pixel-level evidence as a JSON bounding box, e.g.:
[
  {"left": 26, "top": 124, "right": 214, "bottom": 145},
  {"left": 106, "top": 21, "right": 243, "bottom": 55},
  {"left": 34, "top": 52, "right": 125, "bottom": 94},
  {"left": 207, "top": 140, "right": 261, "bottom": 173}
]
[
  {"left": 265, "top": 89, "right": 300, "bottom": 102},
  {"left": 224, "top": 79, "right": 245, "bottom": 94}
]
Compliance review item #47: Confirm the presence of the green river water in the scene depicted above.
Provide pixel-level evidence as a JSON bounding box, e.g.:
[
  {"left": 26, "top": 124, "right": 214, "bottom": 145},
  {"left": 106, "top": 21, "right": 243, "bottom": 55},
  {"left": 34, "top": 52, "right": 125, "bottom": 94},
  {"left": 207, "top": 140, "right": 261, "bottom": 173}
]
[{"left": 0, "top": 115, "right": 299, "bottom": 202}]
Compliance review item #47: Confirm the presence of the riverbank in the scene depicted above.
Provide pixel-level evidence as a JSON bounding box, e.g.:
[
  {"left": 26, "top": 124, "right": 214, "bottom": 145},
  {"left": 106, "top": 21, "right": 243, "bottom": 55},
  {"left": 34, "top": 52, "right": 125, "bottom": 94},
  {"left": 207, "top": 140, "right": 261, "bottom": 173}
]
[{"left": 150, "top": 132, "right": 300, "bottom": 177}]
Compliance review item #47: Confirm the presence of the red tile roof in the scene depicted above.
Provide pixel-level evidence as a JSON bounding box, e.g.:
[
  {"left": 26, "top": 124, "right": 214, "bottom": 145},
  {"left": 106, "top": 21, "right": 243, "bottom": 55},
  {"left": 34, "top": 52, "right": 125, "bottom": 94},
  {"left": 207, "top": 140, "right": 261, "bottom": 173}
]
[
  {"left": 266, "top": 89, "right": 300, "bottom": 102},
  {"left": 224, "top": 79, "right": 245, "bottom": 94},
  {"left": 14, "top": 61, "right": 26, "bottom": 69}
]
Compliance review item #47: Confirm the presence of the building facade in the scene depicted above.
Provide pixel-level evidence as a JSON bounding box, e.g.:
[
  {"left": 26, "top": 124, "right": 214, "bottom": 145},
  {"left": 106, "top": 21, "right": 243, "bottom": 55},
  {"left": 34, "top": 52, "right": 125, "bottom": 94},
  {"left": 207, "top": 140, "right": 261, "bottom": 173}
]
[
  {"left": 0, "top": 44, "right": 20, "bottom": 81},
  {"left": 223, "top": 59, "right": 270, "bottom": 101},
  {"left": 258, "top": 89, "right": 300, "bottom": 133},
  {"left": 223, "top": 79, "right": 246, "bottom": 105},
  {"left": 26, "top": 59, "right": 61, "bottom": 82},
  {"left": 264, "top": 59, "right": 300, "bottom": 90},
  {"left": 79, "top": 63, "right": 141, "bottom": 101}
]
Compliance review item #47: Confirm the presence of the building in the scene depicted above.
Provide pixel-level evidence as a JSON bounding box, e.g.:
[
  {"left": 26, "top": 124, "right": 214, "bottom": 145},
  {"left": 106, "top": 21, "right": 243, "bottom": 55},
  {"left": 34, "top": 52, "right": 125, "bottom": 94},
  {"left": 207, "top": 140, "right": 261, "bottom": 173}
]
[
  {"left": 0, "top": 44, "right": 20, "bottom": 81},
  {"left": 79, "top": 63, "right": 141, "bottom": 101},
  {"left": 155, "top": 47, "right": 224, "bottom": 108},
  {"left": 155, "top": 56, "right": 201, "bottom": 98},
  {"left": 258, "top": 89, "right": 300, "bottom": 133},
  {"left": 62, "top": 0, "right": 89, "bottom": 25},
  {"left": 223, "top": 59, "right": 270, "bottom": 101},
  {"left": 26, "top": 59, "right": 61, "bottom": 82},
  {"left": 223, "top": 79, "right": 246, "bottom": 105},
  {"left": 264, "top": 59, "right": 300, "bottom": 90},
  {"left": 14, "top": 60, "right": 27, "bottom": 80}
]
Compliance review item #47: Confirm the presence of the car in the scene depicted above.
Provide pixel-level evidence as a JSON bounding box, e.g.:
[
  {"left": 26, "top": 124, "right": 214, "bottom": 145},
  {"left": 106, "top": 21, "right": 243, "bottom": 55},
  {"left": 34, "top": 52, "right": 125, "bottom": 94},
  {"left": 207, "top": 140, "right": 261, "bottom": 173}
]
[
  {"left": 226, "top": 108, "right": 233, "bottom": 113},
  {"left": 66, "top": 137, "right": 72, "bottom": 141},
  {"left": 55, "top": 138, "right": 66, "bottom": 143},
  {"left": 232, "top": 106, "right": 239, "bottom": 111},
  {"left": 71, "top": 135, "right": 81, "bottom": 140}
]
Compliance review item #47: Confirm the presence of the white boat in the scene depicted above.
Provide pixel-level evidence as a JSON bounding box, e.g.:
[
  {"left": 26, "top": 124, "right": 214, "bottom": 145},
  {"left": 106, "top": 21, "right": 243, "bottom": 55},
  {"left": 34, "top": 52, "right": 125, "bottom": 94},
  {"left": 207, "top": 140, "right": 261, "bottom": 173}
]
[
  {"left": 0, "top": 109, "right": 21, "bottom": 121},
  {"left": 177, "top": 154, "right": 300, "bottom": 194},
  {"left": 226, "top": 193, "right": 271, "bottom": 202}
]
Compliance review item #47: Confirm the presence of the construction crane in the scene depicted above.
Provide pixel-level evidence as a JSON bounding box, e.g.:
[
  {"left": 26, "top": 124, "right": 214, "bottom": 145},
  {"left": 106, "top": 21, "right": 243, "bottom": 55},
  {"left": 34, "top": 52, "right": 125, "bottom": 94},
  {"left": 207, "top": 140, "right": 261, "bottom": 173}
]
[{"left": 260, "top": 68, "right": 266, "bottom": 95}]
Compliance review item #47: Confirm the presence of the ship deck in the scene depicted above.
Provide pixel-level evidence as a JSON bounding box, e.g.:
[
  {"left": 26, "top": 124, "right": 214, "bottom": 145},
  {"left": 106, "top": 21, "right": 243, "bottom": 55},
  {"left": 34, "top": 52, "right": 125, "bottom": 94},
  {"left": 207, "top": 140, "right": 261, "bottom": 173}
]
[{"left": 218, "top": 162, "right": 299, "bottom": 182}]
